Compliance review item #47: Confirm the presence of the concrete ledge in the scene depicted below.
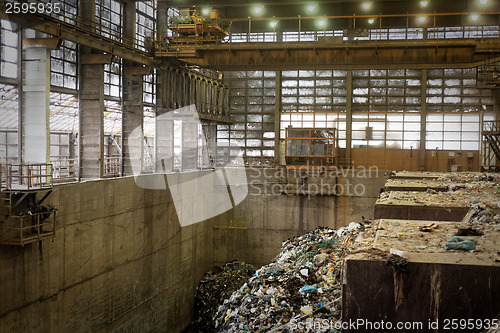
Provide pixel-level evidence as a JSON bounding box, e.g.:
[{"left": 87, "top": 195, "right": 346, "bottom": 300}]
[
  {"left": 374, "top": 203, "right": 470, "bottom": 221},
  {"left": 342, "top": 218, "right": 500, "bottom": 332},
  {"left": 342, "top": 255, "right": 500, "bottom": 333}
]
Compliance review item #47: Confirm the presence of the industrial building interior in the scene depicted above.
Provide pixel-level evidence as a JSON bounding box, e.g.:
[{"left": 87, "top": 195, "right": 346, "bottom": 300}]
[{"left": 0, "top": 0, "right": 499, "bottom": 331}]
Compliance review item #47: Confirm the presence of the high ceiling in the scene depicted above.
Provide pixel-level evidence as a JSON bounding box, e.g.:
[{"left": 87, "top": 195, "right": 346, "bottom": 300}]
[
  {"left": 164, "top": 0, "right": 500, "bottom": 32},
  {"left": 165, "top": 0, "right": 499, "bottom": 17}
]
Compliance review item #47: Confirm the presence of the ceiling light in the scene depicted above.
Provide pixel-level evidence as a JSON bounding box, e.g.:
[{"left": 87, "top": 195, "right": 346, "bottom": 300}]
[
  {"left": 306, "top": 3, "right": 318, "bottom": 14},
  {"left": 470, "top": 13, "right": 480, "bottom": 22},
  {"left": 417, "top": 15, "right": 427, "bottom": 24},
  {"left": 252, "top": 5, "right": 264, "bottom": 16},
  {"left": 316, "top": 18, "right": 327, "bottom": 28},
  {"left": 202, "top": 8, "right": 210, "bottom": 16},
  {"left": 420, "top": 1, "right": 429, "bottom": 8},
  {"left": 368, "top": 18, "right": 375, "bottom": 24},
  {"left": 362, "top": 2, "right": 372, "bottom": 10},
  {"left": 479, "top": 0, "right": 488, "bottom": 5},
  {"left": 270, "top": 20, "right": 278, "bottom": 28}
]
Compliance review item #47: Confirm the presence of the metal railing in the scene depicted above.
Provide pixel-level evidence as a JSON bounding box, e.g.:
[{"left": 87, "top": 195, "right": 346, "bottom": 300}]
[
  {"left": 477, "top": 62, "right": 500, "bottom": 88},
  {"left": 51, "top": 158, "right": 78, "bottom": 180},
  {"left": 2, "top": 163, "right": 53, "bottom": 191},
  {"left": 4, "top": 4, "right": 498, "bottom": 53},
  {"left": 482, "top": 121, "right": 500, "bottom": 168},
  {"left": 483, "top": 121, "right": 500, "bottom": 133},
  {"left": 155, "top": 11, "right": 500, "bottom": 52},
  {"left": 0, "top": 212, "right": 56, "bottom": 246},
  {"left": 104, "top": 157, "right": 121, "bottom": 176},
  {"left": 222, "top": 25, "right": 500, "bottom": 44}
]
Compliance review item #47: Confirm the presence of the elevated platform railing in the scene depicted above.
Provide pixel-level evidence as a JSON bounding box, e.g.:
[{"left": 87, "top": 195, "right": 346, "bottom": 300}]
[
  {"left": 2, "top": 163, "right": 53, "bottom": 192},
  {"left": 155, "top": 11, "right": 500, "bottom": 54},
  {"left": 483, "top": 120, "right": 500, "bottom": 134},
  {"left": 0, "top": 163, "right": 56, "bottom": 246},
  {"left": 482, "top": 121, "right": 500, "bottom": 170},
  {"left": 0, "top": 211, "right": 56, "bottom": 246},
  {"left": 51, "top": 158, "right": 78, "bottom": 181},
  {"left": 104, "top": 157, "right": 121, "bottom": 177}
]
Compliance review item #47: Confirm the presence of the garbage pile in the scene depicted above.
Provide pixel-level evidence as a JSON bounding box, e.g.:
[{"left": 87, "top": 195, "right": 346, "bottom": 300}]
[
  {"left": 192, "top": 260, "right": 255, "bottom": 332},
  {"left": 214, "top": 226, "right": 362, "bottom": 332}
]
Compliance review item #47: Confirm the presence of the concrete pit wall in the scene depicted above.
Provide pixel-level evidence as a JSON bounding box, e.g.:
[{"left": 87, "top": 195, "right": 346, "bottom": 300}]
[
  {"left": 214, "top": 167, "right": 387, "bottom": 266},
  {"left": 0, "top": 167, "right": 386, "bottom": 331},
  {"left": 0, "top": 174, "right": 214, "bottom": 333}
]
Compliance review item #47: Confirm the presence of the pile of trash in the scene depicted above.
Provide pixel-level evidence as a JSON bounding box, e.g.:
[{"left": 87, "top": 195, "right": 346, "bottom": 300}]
[
  {"left": 192, "top": 260, "right": 255, "bottom": 332},
  {"left": 214, "top": 225, "right": 363, "bottom": 332}
]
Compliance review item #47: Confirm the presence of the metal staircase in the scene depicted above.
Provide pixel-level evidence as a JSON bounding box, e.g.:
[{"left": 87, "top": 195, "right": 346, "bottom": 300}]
[
  {"left": 477, "top": 61, "right": 500, "bottom": 89},
  {"left": 482, "top": 121, "right": 500, "bottom": 171},
  {"left": 0, "top": 164, "right": 56, "bottom": 246}
]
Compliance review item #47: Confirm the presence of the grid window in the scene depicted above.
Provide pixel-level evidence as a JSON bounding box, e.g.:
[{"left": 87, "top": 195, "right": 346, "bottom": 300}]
[
  {"left": 280, "top": 112, "right": 346, "bottom": 149},
  {"left": 104, "top": 58, "right": 122, "bottom": 98},
  {"left": 0, "top": 130, "right": 18, "bottom": 164},
  {"left": 136, "top": 1, "right": 156, "bottom": 52},
  {"left": 427, "top": 68, "right": 494, "bottom": 113},
  {"left": 282, "top": 70, "right": 347, "bottom": 113},
  {"left": 51, "top": 40, "right": 78, "bottom": 89},
  {"left": 143, "top": 69, "right": 156, "bottom": 105},
  {"left": 0, "top": 19, "right": 18, "bottom": 79},
  {"left": 96, "top": 0, "right": 123, "bottom": 42},
  {"left": 219, "top": 71, "right": 276, "bottom": 163},
  {"left": 352, "top": 69, "right": 422, "bottom": 113},
  {"left": 0, "top": 84, "right": 18, "bottom": 164},
  {"left": 0, "top": 84, "right": 18, "bottom": 130},
  {"left": 104, "top": 100, "right": 122, "bottom": 137},
  {"left": 38, "top": 0, "right": 79, "bottom": 25},
  {"left": 49, "top": 92, "right": 79, "bottom": 133},
  {"left": 426, "top": 113, "right": 480, "bottom": 151}
]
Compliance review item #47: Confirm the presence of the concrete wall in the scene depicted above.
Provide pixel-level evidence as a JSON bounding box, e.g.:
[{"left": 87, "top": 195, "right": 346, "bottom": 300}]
[
  {"left": 350, "top": 148, "right": 481, "bottom": 172},
  {"left": 0, "top": 175, "right": 214, "bottom": 333},
  {"left": 214, "top": 167, "right": 387, "bottom": 266},
  {"left": 0, "top": 167, "right": 386, "bottom": 331}
]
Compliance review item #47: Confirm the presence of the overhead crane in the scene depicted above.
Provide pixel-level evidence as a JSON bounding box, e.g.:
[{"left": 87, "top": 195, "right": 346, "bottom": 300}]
[{"left": 153, "top": 11, "right": 500, "bottom": 70}]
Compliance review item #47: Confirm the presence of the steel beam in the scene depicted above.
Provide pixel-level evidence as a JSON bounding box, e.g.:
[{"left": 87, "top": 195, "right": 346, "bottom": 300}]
[
  {"left": 162, "top": 39, "right": 500, "bottom": 70},
  {"left": 346, "top": 70, "right": 352, "bottom": 166},
  {"left": 420, "top": 69, "right": 427, "bottom": 170},
  {"left": 80, "top": 54, "right": 113, "bottom": 65},
  {"left": 274, "top": 70, "right": 281, "bottom": 165},
  {"left": 23, "top": 37, "right": 61, "bottom": 50}
]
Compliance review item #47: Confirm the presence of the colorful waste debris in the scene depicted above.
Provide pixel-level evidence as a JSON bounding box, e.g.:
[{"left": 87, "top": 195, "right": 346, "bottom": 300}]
[
  {"left": 213, "top": 227, "right": 361, "bottom": 332},
  {"left": 191, "top": 260, "right": 255, "bottom": 332},
  {"left": 444, "top": 236, "right": 477, "bottom": 251}
]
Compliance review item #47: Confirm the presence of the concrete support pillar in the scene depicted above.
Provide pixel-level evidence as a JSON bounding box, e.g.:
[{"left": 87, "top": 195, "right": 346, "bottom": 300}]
[
  {"left": 17, "top": 28, "right": 23, "bottom": 163},
  {"left": 420, "top": 69, "right": 428, "bottom": 170},
  {"left": 123, "top": 1, "right": 137, "bottom": 48},
  {"left": 77, "top": 0, "right": 104, "bottom": 179},
  {"left": 274, "top": 70, "right": 282, "bottom": 165},
  {"left": 122, "top": 65, "right": 144, "bottom": 176},
  {"left": 157, "top": 1, "right": 168, "bottom": 43},
  {"left": 346, "top": 70, "right": 353, "bottom": 166},
  {"left": 22, "top": 30, "right": 51, "bottom": 164},
  {"left": 80, "top": 1, "right": 96, "bottom": 33},
  {"left": 79, "top": 61, "right": 104, "bottom": 178}
]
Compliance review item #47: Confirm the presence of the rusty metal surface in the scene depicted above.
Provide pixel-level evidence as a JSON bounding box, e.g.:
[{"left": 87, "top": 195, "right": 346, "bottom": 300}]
[{"left": 161, "top": 40, "right": 499, "bottom": 69}]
